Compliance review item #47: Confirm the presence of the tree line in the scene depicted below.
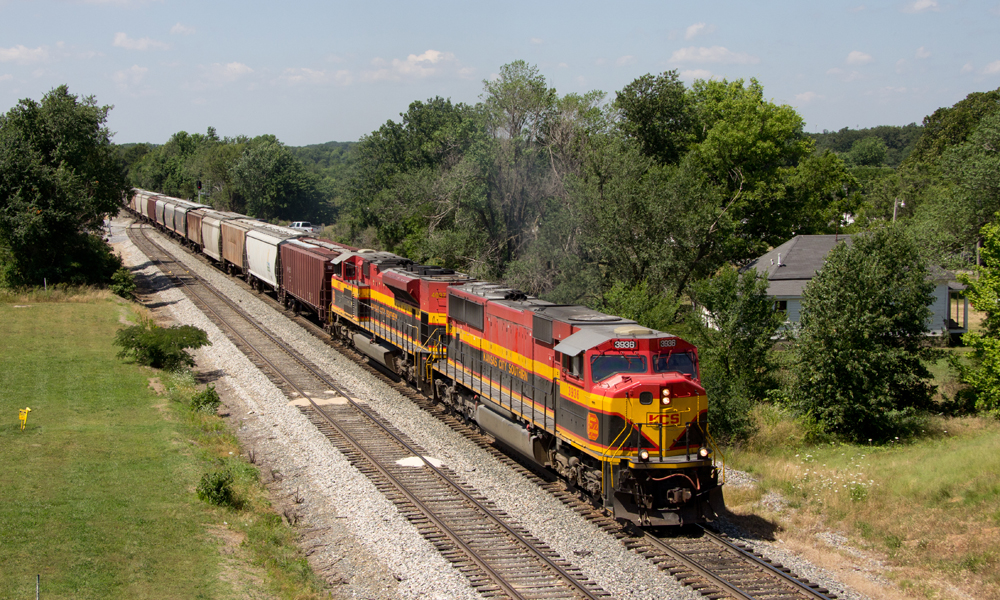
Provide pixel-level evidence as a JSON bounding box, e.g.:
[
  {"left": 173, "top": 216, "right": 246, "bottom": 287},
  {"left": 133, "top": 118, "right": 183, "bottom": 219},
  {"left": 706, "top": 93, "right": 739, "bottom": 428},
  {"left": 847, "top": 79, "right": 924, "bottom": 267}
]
[{"left": 3, "top": 71, "right": 999, "bottom": 445}]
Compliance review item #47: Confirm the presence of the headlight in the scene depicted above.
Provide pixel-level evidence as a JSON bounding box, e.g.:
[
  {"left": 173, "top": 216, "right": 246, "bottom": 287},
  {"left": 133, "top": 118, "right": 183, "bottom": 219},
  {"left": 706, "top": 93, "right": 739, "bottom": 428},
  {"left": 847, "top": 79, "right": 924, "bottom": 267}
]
[
  {"left": 660, "top": 388, "right": 671, "bottom": 406},
  {"left": 698, "top": 446, "right": 710, "bottom": 458},
  {"left": 638, "top": 449, "right": 650, "bottom": 461}
]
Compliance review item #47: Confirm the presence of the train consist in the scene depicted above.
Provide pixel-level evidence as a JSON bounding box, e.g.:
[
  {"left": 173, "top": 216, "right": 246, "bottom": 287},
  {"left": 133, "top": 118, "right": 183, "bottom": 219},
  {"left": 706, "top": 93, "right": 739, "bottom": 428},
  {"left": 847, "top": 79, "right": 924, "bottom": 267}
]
[{"left": 127, "top": 189, "right": 725, "bottom": 527}]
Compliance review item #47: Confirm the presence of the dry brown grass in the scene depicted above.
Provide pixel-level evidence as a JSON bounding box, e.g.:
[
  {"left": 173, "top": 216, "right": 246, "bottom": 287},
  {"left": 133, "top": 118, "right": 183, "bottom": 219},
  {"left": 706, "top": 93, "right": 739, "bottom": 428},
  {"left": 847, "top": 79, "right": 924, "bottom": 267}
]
[
  {"left": 0, "top": 285, "right": 116, "bottom": 303},
  {"left": 726, "top": 414, "right": 1000, "bottom": 599}
]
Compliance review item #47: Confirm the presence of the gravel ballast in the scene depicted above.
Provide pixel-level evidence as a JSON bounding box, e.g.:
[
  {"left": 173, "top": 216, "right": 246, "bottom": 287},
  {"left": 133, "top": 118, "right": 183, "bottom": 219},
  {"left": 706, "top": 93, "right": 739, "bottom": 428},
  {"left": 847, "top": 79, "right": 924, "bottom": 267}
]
[{"left": 115, "top": 216, "right": 874, "bottom": 600}]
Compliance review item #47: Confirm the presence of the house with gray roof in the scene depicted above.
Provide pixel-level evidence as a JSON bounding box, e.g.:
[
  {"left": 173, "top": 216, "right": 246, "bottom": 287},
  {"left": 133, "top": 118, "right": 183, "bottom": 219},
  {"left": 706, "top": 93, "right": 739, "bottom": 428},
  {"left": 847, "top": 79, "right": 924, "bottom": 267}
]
[{"left": 745, "top": 234, "right": 969, "bottom": 336}]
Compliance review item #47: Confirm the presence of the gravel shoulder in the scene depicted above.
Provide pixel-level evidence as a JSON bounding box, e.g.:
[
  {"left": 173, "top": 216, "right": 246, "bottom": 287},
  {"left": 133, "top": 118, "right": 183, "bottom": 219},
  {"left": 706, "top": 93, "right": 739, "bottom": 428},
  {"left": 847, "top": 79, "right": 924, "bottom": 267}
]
[{"left": 113, "top": 215, "right": 883, "bottom": 600}]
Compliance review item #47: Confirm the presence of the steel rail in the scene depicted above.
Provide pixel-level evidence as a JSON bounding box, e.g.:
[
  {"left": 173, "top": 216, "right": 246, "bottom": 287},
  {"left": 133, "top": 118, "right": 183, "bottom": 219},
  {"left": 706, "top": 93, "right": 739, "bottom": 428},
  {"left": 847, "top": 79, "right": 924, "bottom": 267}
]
[
  {"left": 640, "top": 534, "right": 756, "bottom": 600},
  {"left": 697, "top": 526, "right": 837, "bottom": 600},
  {"left": 129, "top": 222, "right": 603, "bottom": 600}
]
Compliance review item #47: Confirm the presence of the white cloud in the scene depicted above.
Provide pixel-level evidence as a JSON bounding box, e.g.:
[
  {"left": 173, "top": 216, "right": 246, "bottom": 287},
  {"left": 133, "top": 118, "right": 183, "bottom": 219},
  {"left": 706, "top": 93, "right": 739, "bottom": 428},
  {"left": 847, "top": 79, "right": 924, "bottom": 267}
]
[
  {"left": 0, "top": 45, "right": 49, "bottom": 64},
  {"left": 278, "top": 67, "right": 352, "bottom": 86},
  {"left": 616, "top": 55, "right": 636, "bottom": 66},
  {"left": 850, "top": 5, "right": 867, "bottom": 11},
  {"left": 795, "top": 91, "right": 822, "bottom": 103},
  {"left": 363, "top": 49, "right": 468, "bottom": 82},
  {"left": 846, "top": 50, "right": 873, "bottom": 65},
  {"left": 826, "top": 67, "right": 863, "bottom": 81},
  {"left": 915, "top": 46, "right": 931, "bottom": 59},
  {"left": 556, "top": 62, "right": 569, "bottom": 69},
  {"left": 680, "top": 69, "right": 713, "bottom": 80},
  {"left": 961, "top": 62, "right": 974, "bottom": 73},
  {"left": 669, "top": 46, "right": 759, "bottom": 65},
  {"left": 985, "top": 61, "right": 1000, "bottom": 74},
  {"left": 113, "top": 32, "right": 169, "bottom": 51},
  {"left": 684, "top": 22, "right": 715, "bottom": 40},
  {"left": 205, "top": 62, "right": 253, "bottom": 82},
  {"left": 113, "top": 64, "right": 148, "bottom": 86},
  {"left": 170, "top": 23, "right": 195, "bottom": 36},
  {"left": 0, "top": 74, "right": 12, "bottom": 82},
  {"left": 903, "top": 0, "right": 939, "bottom": 12},
  {"left": 530, "top": 37, "right": 543, "bottom": 45}
]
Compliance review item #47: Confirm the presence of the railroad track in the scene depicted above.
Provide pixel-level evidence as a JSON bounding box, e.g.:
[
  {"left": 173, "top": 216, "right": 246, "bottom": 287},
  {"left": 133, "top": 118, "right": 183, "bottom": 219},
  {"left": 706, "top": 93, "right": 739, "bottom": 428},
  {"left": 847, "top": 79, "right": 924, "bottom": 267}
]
[
  {"left": 128, "top": 218, "right": 844, "bottom": 600},
  {"left": 128, "top": 222, "right": 609, "bottom": 600}
]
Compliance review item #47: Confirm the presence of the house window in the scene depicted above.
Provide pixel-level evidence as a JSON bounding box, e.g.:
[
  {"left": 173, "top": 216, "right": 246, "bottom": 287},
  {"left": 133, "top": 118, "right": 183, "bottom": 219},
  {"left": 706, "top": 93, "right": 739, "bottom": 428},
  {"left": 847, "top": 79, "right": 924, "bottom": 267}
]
[{"left": 774, "top": 300, "right": 788, "bottom": 313}]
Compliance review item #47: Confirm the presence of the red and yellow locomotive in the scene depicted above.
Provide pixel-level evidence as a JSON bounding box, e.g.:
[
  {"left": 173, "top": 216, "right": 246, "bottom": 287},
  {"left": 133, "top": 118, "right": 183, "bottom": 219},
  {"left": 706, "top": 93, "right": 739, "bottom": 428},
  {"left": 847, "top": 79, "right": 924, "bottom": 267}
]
[{"left": 326, "top": 254, "right": 724, "bottom": 527}]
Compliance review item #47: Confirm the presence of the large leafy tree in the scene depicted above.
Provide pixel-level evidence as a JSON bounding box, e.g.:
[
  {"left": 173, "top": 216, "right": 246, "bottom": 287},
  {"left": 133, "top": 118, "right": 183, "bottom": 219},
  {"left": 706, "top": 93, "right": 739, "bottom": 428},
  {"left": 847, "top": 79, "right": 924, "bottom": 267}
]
[
  {"left": 793, "top": 226, "right": 936, "bottom": 442},
  {"left": 687, "top": 266, "right": 783, "bottom": 439},
  {"left": 614, "top": 70, "right": 698, "bottom": 166},
  {"left": 906, "top": 105, "right": 1000, "bottom": 266},
  {"left": 687, "top": 78, "right": 816, "bottom": 258},
  {"left": 0, "top": 85, "right": 130, "bottom": 286},
  {"left": 229, "top": 134, "right": 322, "bottom": 221},
  {"left": 348, "top": 96, "right": 482, "bottom": 263},
  {"left": 957, "top": 218, "right": 1000, "bottom": 413}
]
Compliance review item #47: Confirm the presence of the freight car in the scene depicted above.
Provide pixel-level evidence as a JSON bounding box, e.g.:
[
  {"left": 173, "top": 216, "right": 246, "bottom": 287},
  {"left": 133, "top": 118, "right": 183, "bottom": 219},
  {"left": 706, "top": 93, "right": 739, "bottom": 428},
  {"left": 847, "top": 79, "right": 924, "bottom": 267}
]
[{"left": 125, "top": 189, "right": 724, "bottom": 527}]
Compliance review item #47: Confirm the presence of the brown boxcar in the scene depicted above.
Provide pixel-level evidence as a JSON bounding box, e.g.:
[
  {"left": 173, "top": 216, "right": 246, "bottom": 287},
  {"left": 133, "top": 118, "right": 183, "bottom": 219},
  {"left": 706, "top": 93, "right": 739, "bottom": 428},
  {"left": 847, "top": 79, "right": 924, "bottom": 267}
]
[
  {"left": 146, "top": 195, "right": 158, "bottom": 224},
  {"left": 280, "top": 240, "right": 344, "bottom": 321},
  {"left": 221, "top": 219, "right": 254, "bottom": 274},
  {"left": 186, "top": 209, "right": 205, "bottom": 248}
]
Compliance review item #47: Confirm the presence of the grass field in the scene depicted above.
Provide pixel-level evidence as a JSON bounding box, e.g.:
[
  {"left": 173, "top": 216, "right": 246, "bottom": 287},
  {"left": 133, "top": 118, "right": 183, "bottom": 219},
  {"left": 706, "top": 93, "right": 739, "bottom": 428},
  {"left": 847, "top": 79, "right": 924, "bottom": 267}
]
[
  {"left": 726, "top": 408, "right": 1000, "bottom": 599},
  {"left": 0, "top": 293, "right": 321, "bottom": 599}
]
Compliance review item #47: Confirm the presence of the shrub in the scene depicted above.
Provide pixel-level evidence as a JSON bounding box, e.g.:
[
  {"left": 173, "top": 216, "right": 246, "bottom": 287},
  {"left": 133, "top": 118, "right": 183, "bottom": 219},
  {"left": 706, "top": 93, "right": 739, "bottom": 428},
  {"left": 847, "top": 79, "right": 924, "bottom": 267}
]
[
  {"left": 190, "top": 385, "right": 221, "bottom": 413},
  {"left": 744, "top": 403, "right": 807, "bottom": 453},
  {"left": 109, "top": 267, "right": 136, "bottom": 299},
  {"left": 197, "top": 469, "right": 238, "bottom": 508},
  {"left": 114, "top": 322, "right": 210, "bottom": 371}
]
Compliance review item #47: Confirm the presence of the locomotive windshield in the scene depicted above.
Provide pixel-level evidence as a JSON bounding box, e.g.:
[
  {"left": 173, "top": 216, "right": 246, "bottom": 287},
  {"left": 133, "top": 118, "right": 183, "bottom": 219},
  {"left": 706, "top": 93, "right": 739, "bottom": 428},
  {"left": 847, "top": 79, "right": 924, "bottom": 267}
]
[
  {"left": 653, "top": 351, "right": 697, "bottom": 377},
  {"left": 590, "top": 355, "right": 647, "bottom": 382}
]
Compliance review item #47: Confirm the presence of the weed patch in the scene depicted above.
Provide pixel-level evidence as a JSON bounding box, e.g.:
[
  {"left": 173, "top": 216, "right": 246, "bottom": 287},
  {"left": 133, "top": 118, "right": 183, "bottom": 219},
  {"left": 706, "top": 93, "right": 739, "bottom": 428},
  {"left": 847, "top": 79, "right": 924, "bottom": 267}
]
[
  {"left": 726, "top": 415, "right": 1000, "bottom": 599},
  {"left": 190, "top": 384, "right": 221, "bottom": 413}
]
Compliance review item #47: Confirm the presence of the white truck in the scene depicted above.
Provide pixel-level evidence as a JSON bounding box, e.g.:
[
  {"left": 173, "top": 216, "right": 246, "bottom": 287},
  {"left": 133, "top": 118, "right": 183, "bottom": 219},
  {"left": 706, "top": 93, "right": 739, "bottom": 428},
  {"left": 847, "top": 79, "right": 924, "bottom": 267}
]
[{"left": 289, "top": 221, "right": 320, "bottom": 233}]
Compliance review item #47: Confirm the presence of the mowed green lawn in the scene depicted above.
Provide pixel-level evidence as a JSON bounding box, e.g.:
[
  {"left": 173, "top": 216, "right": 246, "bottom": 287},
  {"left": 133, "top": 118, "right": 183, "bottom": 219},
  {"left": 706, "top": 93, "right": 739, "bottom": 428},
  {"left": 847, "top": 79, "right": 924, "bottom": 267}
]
[{"left": 0, "top": 299, "right": 226, "bottom": 599}]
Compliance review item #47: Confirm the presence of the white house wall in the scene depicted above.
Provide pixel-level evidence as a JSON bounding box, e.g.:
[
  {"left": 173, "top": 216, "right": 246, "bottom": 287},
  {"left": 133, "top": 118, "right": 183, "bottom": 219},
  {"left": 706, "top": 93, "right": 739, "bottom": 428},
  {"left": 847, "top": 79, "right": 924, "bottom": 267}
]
[
  {"left": 776, "top": 283, "right": 955, "bottom": 335},
  {"left": 927, "top": 284, "right": 951, "bottom": 334}
]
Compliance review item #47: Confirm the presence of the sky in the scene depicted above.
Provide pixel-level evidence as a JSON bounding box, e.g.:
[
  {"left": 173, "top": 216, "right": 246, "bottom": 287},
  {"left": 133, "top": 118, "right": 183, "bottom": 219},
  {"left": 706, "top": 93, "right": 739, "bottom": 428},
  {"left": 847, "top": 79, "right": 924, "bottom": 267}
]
[{"left": 2, "top": 0, "right": 999, "bottom": 146}]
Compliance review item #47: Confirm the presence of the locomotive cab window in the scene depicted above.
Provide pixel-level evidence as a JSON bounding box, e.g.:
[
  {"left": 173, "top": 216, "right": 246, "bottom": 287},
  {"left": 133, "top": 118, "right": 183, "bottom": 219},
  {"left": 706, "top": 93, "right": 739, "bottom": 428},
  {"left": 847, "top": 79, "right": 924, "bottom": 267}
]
[
  {"left": 653, "top": 351, "right": 698, "bottom": 378},
  {"left": 561, "top": 352, "right": 584, "bottom": 379},
  {"left": 590, "top": 355, "right": 647, "bottom": 383},
  {"left": 344, "top": 262, "right": 356, "bottom": 280}
]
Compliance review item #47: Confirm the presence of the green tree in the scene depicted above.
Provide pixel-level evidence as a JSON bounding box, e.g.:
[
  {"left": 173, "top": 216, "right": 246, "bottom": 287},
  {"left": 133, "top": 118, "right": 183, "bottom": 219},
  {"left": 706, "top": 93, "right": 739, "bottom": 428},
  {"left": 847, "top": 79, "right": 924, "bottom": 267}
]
[
  {"left": 614, "top": 70, "right": 698, "bottom": 165},
  {"left": 793, "top": 226, "right": 936, "bottom": 442},
  {"left": 687, "top": 266, "right": 783, "bottom": 439},
  {"left": 906, "top": 109, "right": 1000, "bottom": 266},
  {"left": 598, "top": 279, "right": 679, "bottom": 332},
  {"left": 0, "top": 85, "right": 130, "bottom": 286},
  {"left": 348, "top": 97, "right": 481, "bottom": 261},
  {"left": 687, "top": 78, "right": 816, "bottom": 258},
  {"left": 473, "top": 60, "right": 559, "bottom": 277},
  {"left": 845, "top": 136, "right": 888, "bottom": 167},
  {"left": 957, "top": 218, "right": 1000, "bottom": 413},
  {"left": 229, "top": 135, "right": 322, "bottom": 221}
]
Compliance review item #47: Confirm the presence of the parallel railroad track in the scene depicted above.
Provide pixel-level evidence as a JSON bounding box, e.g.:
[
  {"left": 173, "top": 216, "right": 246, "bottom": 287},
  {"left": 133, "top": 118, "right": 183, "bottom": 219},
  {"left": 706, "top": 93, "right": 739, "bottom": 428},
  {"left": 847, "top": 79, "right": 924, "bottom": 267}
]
[
  {"left": 128, "top": 222, "right": 609, "bottom": 600},
  {"left": 129, "top": 217, "right": 843, "bottom": 600}
]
